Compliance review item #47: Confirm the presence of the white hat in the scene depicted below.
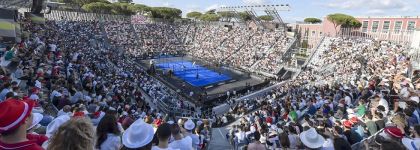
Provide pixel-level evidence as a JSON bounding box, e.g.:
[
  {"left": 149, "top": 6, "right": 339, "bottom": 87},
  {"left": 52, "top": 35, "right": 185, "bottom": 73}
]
[
  {"left": 270, "top": 124, "right": 278, "bottom": 131},
  {"left": 35, "top": 80, "right": 42, "bottom": 89},
  {"left": 299, "top": 128, "right": 325, "bottom": 149},
  {"left": 402, "top": 137, "right": 420, "bottom": 150},
  {"left": 184, "top": 119, "right": 195, "bottom": 130},
  {"left": 260, "top": 136, "right": 267, "bottom": 144},
  {"left": 122, "top": 119, "right": 154, "bottom": 149},
  {"left": 250, "top": 126, "right": 256, "bottom": 133},
  {"left": 46, "top": 115, "right": 70, "bottom": 137},
  {"left": 28, "top": 113, "right": 43, "bottom": 130},
  {"left": 177, "top": 118, "right": 183, "bottom": 125}
]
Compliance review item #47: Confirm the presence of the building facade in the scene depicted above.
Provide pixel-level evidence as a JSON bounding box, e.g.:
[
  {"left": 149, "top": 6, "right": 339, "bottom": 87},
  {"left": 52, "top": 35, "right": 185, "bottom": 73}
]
[{"left": 295, "top": 16, "right": 420, "bottom": 45}]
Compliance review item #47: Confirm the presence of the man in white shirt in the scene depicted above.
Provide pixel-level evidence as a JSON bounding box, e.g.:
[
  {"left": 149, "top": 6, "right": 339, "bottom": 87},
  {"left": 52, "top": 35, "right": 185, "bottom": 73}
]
[
  {"left": 184, "top": 119, "right": 199, "bottom": 150},
  {"left": 169, "top": 124, "right": 193, "bottom": 150},
  {"left": 378, "top": 97, "right": 389, "bottom": 114}
]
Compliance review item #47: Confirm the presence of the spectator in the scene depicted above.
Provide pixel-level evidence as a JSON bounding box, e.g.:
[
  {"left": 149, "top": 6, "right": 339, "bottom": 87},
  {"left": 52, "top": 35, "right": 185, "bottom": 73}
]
[
  {"left": 0, "top": 99, "right": 43, "bottom": 150},
  {"left": 299, "top": 128, "right": 325, "bottom": 149},
  {"left": 96, "top": 114, "right": 122, "bottom": 150},
  {"left": 247, "top": 131, "right": 265, "bottom": 150},
  {"left": 168, "top": 124, "right": 193, "bottom": 150},
  {"left": 402, "top": 125, "right": 420, "bottom": 150},
  {"left": 153, "top": 123, "right": 175, "bottom": 150},
  {"left": 122, "top": 118, "right": 154, "bottom": 150},
  {"left": 184, "top": 119, "right": 199, "bottom": 149},
  {"left": 47, "top": 118, "right": 95, "bottom": 150}
]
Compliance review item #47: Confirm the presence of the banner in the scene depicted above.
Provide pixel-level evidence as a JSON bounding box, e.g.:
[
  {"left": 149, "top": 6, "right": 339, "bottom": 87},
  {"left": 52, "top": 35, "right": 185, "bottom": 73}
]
[
  {"left": 0, "top": 8, "right": 18, "bottom": 44},
  {"left": 26, "top": 13, "right": 45, "bottom": 24}
]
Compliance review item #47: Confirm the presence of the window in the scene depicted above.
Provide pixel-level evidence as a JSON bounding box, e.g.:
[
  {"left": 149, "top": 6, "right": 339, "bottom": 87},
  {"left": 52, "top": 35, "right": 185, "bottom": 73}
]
[
  {"left": 407, "top": 21, "right": 416, "bottom": 31},
  {"left": 362, "top": 21, "right": 369, "bottom": 32},
  {"left": 319, "top": 32, "right": 323, "bottom": 36},
  {"left": 394, "top": 21, "right": 402, "bottom": 34},
  {"left": 372, "top": 21, "right": 379, "bottom": 32},
  {"left": 382, "top": 21, "right": 390, "bottom": 33},
  {"left": 312, "top": 31, "right": 316, "bottom": 36}
]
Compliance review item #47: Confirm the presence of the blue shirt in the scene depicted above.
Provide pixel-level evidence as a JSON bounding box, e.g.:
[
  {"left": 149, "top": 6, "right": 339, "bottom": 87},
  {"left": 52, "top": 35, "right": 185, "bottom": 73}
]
[
  {"left": 308, "top": 105, "right": 317, "bottom": 116},
  {"left": 0, "top": 88, "right": 10, "bottom": 101}
]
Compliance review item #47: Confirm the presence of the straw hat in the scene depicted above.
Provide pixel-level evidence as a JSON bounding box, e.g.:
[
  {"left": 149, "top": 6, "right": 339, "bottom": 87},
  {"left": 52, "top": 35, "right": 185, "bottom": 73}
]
[
  {"left": 184, "top": 119, "right": 195, "bottom": 130},
  {"left": 299, "top": 128, "right": 325, "bottom": 149},
  {"left": 122, "top": 118, "right": 154, "bottom": 148}
]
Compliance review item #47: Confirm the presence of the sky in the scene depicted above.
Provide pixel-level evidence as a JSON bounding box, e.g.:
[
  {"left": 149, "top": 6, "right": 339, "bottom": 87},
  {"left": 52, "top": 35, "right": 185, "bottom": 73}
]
[{"left": 132, "top": 0, "right": 420, "bottom": 23}]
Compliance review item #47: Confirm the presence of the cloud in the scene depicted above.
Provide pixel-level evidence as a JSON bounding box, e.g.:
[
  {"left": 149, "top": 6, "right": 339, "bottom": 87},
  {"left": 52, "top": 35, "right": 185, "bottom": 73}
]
[
  {"left": 324, "top": 0, "right": 411, "bottom": 11},
  {"left": 162, "top": 2, "right": 173, "bottom": 7},
  {"left": 366, "top": 9, "right": 385, "bottom": 15},
  {"left": 283, "top": 16, "right": 306, "bottom": 23},
  {"left": 205, "top": 4, "right": 225, "bottom": 11},
  {"left": 242, "top": 0, "right": 269, "bottom": 5}
]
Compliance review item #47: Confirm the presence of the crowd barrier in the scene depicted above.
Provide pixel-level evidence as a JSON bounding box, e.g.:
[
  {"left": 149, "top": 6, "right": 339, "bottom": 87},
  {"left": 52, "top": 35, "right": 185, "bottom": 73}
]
[{"left": 339, "top": 28, "right": 414, "bottom": 45}]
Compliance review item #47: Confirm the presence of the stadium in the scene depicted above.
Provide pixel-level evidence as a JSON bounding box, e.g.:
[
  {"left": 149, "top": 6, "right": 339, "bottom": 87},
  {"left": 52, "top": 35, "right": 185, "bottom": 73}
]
[{"left": 0, "top": 0, "right": 419, "bottom": 150}]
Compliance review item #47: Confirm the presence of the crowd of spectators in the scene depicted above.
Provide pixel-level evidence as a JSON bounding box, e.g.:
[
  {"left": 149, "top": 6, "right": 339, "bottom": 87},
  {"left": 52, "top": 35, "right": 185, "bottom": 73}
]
[
  {"left": 0, "top": 13, "right": 212, "bottom": 150},
  {"left": 254, "top": 36, "right": 294, "bottom": 74},
  {"left": 133, "top": 23, "right": 186, "bottom": 56},
  {"left": 226, "top": 37, "right": 420, "bottom": 150},
  {"left": 187, "top": 25, "right": 293, "bottom": 75},
  {"left": 187, "top": 24, "right": 231, "bottom": 64},
  {"left": 227, "top": 29, "right": 282, "bottom": 68}
]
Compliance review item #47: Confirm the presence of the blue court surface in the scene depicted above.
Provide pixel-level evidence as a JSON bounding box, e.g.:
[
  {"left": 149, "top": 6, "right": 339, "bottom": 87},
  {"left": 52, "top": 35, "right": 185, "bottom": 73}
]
[{"left": 156, "top": 61, "right": 231, "bottom": 87}]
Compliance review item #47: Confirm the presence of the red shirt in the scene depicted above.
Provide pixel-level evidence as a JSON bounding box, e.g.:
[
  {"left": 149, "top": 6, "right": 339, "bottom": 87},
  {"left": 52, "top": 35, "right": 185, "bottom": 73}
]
[
  {"left": 0, "top": 139, "right": 44, "bottom": 150},
  {"left": 27, "top": 133, "right": 48, "bottom": 146},
  {"left": 265, "top": 117, "right": 273, "bottom": 124}
]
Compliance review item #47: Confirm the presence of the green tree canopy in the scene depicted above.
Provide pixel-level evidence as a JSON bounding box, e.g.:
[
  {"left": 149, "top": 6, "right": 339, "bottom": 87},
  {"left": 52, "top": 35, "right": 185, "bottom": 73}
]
[
  {"left": 304, "top": 18, "right": 322, "bottom": 24},
  {"left": 149, "top": 7, "right": 182, "bottom": 19},
  {"left": 327, "top": 13, "right": 361, "bottom": 34},
  {"left": 341, "top": 19, "right": 362, "bottom": 28},
  {"left": 128, "top": 4, "right": 150, "bottom": 14},
  {"left": 237, "top": 12, "right": 251, "bottom": 22},
  {"left": 73, "top": 0, "right": 108, "bottom": 7},
  {"left": 118, "top": 0, "right": 132, "bottom": 3},
  {"left": 217, "top": 11, "right": 235, "bottom": 22},
  {"left": 82, "top": 2, "right": 112, "bottom": 13},
  {"left": 258, "top": 15, "right": 274, "bottom": 21},
  {"left": 205, "top": 9, "right": 216, "bottom": 14},
  {"left": 199, "top": 13, "right": 220, "bottom": 22},
  {"left": 186, "top": 11, "right": 202, "bottom": 19},
  {"left": 110, "top": 2, "right": 134, "bottom": 15}
]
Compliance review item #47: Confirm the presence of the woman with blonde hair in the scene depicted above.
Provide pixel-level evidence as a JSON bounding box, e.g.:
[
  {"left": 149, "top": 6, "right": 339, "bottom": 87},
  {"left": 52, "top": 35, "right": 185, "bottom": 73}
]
[{"left": 47, "top": 118, "right": 96, "bottom": 150}]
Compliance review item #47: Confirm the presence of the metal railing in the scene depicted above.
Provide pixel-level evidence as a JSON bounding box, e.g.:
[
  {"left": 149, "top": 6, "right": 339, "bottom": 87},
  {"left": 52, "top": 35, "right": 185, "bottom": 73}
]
[{"left": 339, "top": 28, "right": 414, "bottom": 45}]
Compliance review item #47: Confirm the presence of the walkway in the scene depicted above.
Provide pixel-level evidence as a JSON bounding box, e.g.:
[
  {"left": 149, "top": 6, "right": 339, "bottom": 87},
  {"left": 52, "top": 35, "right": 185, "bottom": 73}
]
[{"left": 208, "top": 127, "right": 232, "bottom": 150}]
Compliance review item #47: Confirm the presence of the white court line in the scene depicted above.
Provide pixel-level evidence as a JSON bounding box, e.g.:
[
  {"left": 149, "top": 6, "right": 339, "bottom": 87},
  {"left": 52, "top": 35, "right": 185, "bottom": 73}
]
[{"left": 217, "top": 128, "right": 225, "bottom": 140}]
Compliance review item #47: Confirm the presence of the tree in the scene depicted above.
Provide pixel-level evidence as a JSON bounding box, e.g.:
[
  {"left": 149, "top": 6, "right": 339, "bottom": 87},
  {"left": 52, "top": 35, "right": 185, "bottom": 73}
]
[
  {"left": 128, "top": 4, "right": 150, "bottom": 14},
  {"left": 82, "top": 2, "right": 112, "bottom": 13},
  {"left": 73, "top": 0, "right": 108, "bottom": 7},
  {"left": 237, "top": 12, "right": 251, "bottom": 22},
  {"left": 304, "top": 18, "right": 322, "bottom": 24},
  {"left": 327, "top": 13, "right": 360, "bottom": 34},
  {"left": 206, "top": 9, "right": 216, "bottom": 14},
  {"left": 217, "top": 11, "right": 235, "bottom": 22},
  {"left": 258, "top": 15, "right": 274, "bottom": 22},
  {"left": 110, "top": 2, "right": 134, "bottom": 15},
  {"left": 149, "top": 7, "right": 182, "bottom": 19},
  {"left": 186, "top": 11, "right": 202, "bottom": 19},
  {"left": 341, "top": 19, "right": 362, "bottom": 28},
  {"left": 199, "top": 14, "right": 220, "bottom": 22},
  {"left": 118, "top": 0, "right": 132, "bottom": 3}
]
